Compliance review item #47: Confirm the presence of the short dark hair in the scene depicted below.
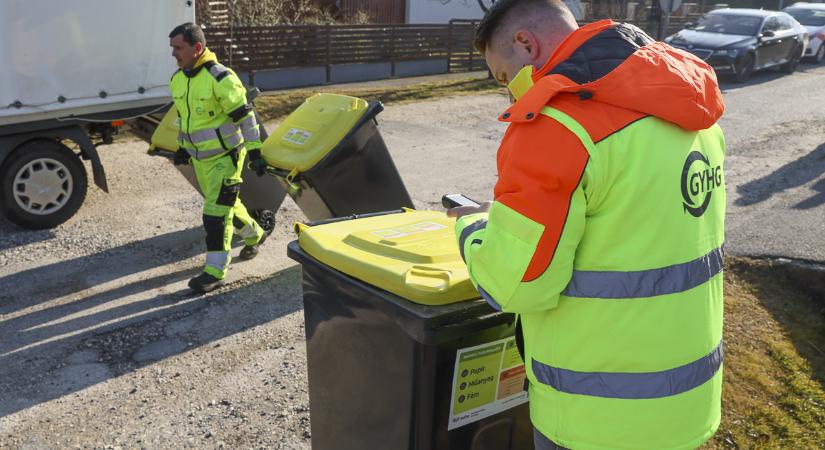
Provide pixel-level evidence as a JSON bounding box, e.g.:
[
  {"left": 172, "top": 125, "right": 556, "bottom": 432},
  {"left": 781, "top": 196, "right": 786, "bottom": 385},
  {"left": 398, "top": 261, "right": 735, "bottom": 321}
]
[
  {"left": 169, "top": 22, "right": 206, "bottom": 47},
  {"left": 474, "top": 0, "right": 570, "bottom": 53}
]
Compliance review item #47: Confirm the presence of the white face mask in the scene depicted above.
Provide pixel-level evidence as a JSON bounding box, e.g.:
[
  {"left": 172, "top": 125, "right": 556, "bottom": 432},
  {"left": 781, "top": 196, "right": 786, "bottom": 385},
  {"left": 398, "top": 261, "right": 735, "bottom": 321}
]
[{"left": 507, "top": 65, "right": 535, "bottom": 101}]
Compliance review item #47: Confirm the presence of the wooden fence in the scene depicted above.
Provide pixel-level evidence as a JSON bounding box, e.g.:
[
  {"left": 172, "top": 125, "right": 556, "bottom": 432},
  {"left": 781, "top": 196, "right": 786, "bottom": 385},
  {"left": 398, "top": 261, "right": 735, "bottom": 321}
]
[{"left": 205, "top": 17, "right": 696, "bottom": 86}]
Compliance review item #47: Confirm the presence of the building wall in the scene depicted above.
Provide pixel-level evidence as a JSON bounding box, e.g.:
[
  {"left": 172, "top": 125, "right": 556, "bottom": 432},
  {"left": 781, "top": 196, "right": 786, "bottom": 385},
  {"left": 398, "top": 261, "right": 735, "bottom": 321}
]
[{"left": 406, "top": 0, "right": 486, "bottom": 24}]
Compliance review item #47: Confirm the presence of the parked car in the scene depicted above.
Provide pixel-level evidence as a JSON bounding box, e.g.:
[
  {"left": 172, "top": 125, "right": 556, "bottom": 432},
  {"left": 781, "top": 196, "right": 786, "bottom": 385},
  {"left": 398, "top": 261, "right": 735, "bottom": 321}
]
[
  {"left": 784, "top": 2, "right": 825, "bottom": 63},
  {"left": 665, "top": 9, "right": 809, "bottom": 83}
]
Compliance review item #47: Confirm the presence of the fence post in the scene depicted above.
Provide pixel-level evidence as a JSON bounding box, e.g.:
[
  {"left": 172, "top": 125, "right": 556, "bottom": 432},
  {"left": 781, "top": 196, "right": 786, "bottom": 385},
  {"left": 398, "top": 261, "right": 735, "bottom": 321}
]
[
  {"left": 325, "top": 24, "right": 332, "bottom": 83},
  {"left": 447, "top": 21, "right": 454, "bottom": 74},
  {"left": 390, "top": 26, "right": 396, "bottom": 77},
  {"left": 469, "top": 29, "right": 475, "bottom": 72}
]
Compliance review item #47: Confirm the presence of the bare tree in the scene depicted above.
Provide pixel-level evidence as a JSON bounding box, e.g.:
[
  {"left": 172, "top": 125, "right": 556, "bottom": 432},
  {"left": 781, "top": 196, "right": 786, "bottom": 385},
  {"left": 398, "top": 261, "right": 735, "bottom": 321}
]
[{"left": 477, "top": 0, "right": 497, "bottom": 12}]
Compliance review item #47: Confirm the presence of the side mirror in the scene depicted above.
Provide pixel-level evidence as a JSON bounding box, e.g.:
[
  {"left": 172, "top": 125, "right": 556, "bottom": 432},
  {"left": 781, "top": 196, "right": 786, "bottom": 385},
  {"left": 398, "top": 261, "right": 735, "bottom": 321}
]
[{"left": 761, "top": 30, "right": 776, "bottom": 38}]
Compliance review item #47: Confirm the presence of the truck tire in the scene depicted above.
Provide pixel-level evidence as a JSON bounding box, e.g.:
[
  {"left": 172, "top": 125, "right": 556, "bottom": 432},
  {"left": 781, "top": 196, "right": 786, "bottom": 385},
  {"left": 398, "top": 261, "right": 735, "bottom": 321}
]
[{"left": 1, "top": 139, "right": 87, "bottom": 229}]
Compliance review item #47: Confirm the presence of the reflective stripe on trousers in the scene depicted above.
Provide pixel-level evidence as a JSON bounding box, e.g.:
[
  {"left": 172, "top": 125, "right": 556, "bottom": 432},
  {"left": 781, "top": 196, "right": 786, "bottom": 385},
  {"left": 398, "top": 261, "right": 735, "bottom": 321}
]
[{"left": 205, "top": 252, "right": 230, "bottom": 272}]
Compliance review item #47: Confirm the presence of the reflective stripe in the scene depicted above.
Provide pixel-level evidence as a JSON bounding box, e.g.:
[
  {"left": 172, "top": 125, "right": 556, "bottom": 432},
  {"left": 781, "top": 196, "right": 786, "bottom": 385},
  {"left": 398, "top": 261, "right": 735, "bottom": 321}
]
[
  {"left": 219, "top": 122, "right": 239, "bottom": 136},
  {"left": 190, "top": 128, "right": 219, "bottom": 145},
  {"left": 223, "top": 131, "right": 243, "bottom": 149},
  {"left": 458, "top": 219, "right": 487, "bottom": 261},
  {"left": 239, "top": 115, "right": 260, "bottom": 142},
  {"left": 208, "top": 63, "right": 228, "bottom": 81},
  {"left": 243, "top": 127, "right": 260, "bottom": 142},
  {"left": 205, "top": 252, "right": 230, "bottom": 271},
  {"left": 562, "top": 247, "right": 723, "bottom": 299},
  {"left": 181, "top": 123, "right": 243, "bottom": 154},
  {"left": 192, "top": 148, "right": 226, "bottom": 160},
  {"left": 478, "top": 285, "right": 502, "bottom": 311},
  {"left": 219, "top": 123, "right": 243, "bottom": 149},
  {"left": 237, "top": 223, "right": 259, "bottom": 240},
  {"left": 534, "top": 428, "right": 569, "bottom": 450},
  {"left": 532, "top": 341, "right": 723, "bottom": 399}
]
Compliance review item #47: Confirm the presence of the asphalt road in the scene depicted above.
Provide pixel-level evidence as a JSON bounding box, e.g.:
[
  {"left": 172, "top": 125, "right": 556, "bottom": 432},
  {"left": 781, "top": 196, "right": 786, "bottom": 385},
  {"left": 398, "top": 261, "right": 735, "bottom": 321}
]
[{"left": 717, "top": 62, "right": 825, "bottom": 263}]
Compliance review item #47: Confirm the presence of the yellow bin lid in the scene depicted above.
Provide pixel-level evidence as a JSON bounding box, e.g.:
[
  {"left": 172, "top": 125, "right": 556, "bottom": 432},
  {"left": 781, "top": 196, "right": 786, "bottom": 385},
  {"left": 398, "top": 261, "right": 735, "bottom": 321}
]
[
  {"left": 262, "top": 93, "right": 369, "bottom": 172},
  {"left": 149, "top": 104, "right": 181, "bottom": 152},
  {"left": 297, "top": 210, "right": 480, "bottom": 306}
]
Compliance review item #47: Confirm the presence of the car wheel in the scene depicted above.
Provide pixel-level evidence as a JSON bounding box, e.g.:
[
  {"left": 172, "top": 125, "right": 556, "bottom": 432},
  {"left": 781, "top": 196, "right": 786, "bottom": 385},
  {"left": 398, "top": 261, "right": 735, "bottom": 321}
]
[
  {"left": 0, "top": 139, "right": 87, "bottom": 229},
  {"left": 781, "top": 45, "right": 803, "bottom": 73},
  {"left": 815, "top": 44, "right": 825, "bottom": 64},
  {"left": 734, "top": 53, "right": 755, "bottom": 83}
]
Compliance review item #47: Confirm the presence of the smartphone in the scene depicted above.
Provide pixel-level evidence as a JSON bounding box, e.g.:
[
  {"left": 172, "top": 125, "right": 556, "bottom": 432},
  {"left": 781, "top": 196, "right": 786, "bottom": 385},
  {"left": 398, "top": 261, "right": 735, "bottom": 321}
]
[{"left": 442, "top": 194, "right": 481, "bottom": 209}]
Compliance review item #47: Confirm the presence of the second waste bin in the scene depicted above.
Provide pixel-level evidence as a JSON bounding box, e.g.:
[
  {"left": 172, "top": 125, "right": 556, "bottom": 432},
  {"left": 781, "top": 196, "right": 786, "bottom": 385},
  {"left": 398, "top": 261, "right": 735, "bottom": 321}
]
[
  {"left": 288, "top": 209, "right": 533, "bottom": 450},
  {"left": 262, "top": 93, "right": 414, "bottom": 221}
]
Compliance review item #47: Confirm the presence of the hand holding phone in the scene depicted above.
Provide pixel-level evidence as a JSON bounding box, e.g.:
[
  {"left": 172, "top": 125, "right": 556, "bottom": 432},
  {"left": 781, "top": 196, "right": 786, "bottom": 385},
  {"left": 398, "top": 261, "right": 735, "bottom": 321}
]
[{"left": 442, "top": 194, "right": 480, "bottom": 209}]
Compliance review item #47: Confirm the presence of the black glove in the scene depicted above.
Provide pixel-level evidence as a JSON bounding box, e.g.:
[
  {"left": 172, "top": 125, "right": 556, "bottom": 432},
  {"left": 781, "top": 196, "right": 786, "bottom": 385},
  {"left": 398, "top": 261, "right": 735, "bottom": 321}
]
[
  {"left": 173, "top": 149, "right": 190, "bottom": 166},
  {"left": 247, "top": 149, "right": 267, "bottom": 177}
]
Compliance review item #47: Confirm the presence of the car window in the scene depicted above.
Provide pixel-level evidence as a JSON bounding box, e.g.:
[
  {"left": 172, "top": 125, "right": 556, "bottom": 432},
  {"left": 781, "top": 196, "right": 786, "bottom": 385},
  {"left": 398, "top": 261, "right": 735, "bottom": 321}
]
[
  {"left": 777, "top": 15, "right": 794, "bottom": 31},
  {"left": 763, "top": 17, "right": 780, "bottom": 32},
  {"left": 694, "top": 13, "right": 763, "bottom": 36},
  {"left": 784, "top": 8, "right": 825, "bottom": 27}
]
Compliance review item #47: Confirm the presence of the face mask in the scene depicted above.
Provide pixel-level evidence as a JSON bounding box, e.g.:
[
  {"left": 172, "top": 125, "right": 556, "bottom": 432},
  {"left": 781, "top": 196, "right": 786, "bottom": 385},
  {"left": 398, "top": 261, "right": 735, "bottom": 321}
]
[{"left": 507, "top": 65, "right": 535, "bottom": 101}]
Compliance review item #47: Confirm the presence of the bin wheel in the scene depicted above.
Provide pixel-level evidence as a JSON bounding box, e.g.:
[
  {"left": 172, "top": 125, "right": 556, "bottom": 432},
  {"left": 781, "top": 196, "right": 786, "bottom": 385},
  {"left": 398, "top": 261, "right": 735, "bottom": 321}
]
[
  {"left": 1, "top": 139, "right": 87, "bottom": 229},
  {"left": 251, "top": 209, "right": 276, "bottom": 233}
]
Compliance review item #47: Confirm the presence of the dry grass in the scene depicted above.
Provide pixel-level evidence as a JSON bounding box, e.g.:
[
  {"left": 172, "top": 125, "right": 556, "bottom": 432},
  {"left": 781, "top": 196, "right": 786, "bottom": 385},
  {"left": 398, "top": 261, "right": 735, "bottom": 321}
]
[
  {"left": 704, "top": 258, "right": 825, "bottom": 449},
  {"left": 252, "top": 76, "right": 501, "bottom": 122}
]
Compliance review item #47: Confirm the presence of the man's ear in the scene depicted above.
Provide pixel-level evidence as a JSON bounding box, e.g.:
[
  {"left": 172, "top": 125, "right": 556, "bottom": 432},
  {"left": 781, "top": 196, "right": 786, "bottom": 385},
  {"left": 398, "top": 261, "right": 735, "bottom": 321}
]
[
  {"left": 194, "top": 42, "right": 204, "bottom": 54},
  {"left": 513, "top": 30, "right": 541, "bottom": 63}
]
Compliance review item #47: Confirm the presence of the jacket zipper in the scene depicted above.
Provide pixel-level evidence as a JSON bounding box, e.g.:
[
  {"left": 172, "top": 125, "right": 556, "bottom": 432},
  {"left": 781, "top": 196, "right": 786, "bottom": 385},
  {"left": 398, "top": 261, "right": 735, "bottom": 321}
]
[{"left": 185, "top": 77, "right": 195, "bottom": 158}]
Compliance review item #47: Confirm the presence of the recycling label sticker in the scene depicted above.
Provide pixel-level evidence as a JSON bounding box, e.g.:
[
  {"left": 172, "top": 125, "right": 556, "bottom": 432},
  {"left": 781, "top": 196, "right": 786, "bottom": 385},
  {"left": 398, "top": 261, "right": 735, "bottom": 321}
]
[
  {"left": 448, "top": 336, "right": 528, "bottom": 430},
  {"left": 371, "top": 221, "right": 447, "bottom": 239},
  {"left": 283, "top": 128, "right": 313, "bottom": 145}
]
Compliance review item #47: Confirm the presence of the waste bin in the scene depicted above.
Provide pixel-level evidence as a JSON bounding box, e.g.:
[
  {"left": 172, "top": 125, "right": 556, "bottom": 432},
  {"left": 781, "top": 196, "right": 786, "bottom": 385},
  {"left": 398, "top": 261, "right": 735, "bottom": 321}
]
[
  {"left": 262, "top": 93, "right": 414, "bottom": 221},
  {"left": 148, "top": 101, "right": 287, "bottom": 216},
  {"left": 288, "top": 209, "right": 533, "bottom": 450}
]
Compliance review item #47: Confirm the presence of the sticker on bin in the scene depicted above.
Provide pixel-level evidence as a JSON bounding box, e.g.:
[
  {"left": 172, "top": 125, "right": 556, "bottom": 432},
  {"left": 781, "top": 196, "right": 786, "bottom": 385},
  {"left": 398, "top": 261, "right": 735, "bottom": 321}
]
[
  {"left": 283, "top": 128, "right": 313, "bottom": 145},
  {"left": 371, "top": 221, "right": 447, "bottom": 239},
  {"left": 448, "top": 337, "right": 528, "bottom": 430}
]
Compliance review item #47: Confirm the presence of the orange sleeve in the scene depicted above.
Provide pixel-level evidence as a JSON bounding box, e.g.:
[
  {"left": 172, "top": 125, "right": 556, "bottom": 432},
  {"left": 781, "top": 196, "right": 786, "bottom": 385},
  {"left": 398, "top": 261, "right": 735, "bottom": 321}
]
[{"left": 494, "top": 115, "right": 590, "bottom": 282}]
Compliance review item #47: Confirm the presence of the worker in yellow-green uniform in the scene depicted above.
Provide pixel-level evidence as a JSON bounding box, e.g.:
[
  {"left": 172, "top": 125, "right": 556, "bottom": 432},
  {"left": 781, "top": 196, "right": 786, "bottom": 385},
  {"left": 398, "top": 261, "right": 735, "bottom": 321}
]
[
  {"left": 168, "top": 23, "right": 271, "bottom": 293},
  {"left": 449, "top": 0, "right": 726, "bottom": 449}
]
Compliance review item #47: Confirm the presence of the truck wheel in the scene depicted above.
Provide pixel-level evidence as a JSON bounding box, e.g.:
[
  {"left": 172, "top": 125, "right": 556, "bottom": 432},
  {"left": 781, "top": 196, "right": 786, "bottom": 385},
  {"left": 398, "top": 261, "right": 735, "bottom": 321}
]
[{"left": 1, "top": 139, "right": 87, "bottom": 229}]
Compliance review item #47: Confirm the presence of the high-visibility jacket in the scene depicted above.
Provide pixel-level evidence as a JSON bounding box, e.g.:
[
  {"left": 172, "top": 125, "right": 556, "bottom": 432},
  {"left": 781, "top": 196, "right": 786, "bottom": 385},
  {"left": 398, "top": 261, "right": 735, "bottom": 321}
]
[
  {"left": 456, "top": 21, "right": 726, "bottom": 450},
  {"left": 170, "top": 48, "right": 261, "bottom": 161}
]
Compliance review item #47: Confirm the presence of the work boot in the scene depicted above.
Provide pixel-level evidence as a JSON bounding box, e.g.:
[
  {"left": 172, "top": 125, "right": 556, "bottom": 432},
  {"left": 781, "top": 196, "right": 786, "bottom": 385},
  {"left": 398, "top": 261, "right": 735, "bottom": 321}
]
[
  {"left": 239, "top": 226, "right": 272, "bottom": 261},
  {"left": 188, "top": 272, "right": 225, "bottom": 293}
]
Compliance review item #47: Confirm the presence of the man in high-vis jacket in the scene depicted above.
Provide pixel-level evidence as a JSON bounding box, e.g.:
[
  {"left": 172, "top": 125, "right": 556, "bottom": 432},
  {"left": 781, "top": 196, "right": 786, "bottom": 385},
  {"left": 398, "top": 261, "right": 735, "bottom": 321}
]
[
  {"left": 449, "top": 1, "right": 726, "bottom": 448},
  {"left": 169, "top": 23, "right": 270, "bottom": 293}
]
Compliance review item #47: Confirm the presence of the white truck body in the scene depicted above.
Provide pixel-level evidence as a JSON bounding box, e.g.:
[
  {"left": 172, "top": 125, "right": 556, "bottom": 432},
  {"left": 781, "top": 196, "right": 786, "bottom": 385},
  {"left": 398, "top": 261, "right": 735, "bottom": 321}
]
[{"left": 0, "top": 0, "right": 193, "bottom": 127}]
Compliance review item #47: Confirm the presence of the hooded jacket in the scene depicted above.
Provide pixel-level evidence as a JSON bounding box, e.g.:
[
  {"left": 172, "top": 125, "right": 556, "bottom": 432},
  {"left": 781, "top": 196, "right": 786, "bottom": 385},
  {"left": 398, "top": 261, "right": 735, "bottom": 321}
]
[
  {"left": 170, "top": 48, "right": 262, "bottom": 161},
  {"left": 456, "top": 21, "right": 726, "bottom": 450}
]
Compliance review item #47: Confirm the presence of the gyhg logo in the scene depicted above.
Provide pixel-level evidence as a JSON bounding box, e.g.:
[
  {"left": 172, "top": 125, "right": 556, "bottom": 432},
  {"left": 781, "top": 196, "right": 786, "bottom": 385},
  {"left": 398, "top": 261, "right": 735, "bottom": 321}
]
[{"left": 681, "top": 151, "right": 722, "bottom": 217}]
